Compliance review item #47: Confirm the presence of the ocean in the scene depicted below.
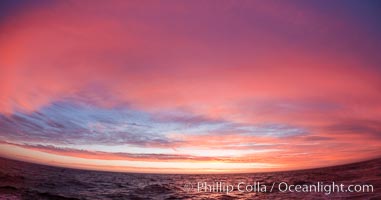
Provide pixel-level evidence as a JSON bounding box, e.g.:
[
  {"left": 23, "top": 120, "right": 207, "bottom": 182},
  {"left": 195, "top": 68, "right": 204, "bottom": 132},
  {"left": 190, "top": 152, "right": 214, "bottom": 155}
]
[{"left": 0, "top": 157, "right": 380, "bottom": 199}]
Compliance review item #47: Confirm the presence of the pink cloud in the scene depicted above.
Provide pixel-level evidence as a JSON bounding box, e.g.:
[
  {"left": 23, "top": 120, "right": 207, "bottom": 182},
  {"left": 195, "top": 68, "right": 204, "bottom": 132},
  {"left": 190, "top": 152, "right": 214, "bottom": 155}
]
[{"left": 1, "top": 0, "right": 381, "bottom": 172}]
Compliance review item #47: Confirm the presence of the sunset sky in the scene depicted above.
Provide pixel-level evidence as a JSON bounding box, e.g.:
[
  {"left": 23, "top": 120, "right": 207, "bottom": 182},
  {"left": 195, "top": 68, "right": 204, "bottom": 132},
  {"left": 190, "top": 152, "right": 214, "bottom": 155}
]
[{"left": 1, "top": 0, "right": 381, "bottom": 173}]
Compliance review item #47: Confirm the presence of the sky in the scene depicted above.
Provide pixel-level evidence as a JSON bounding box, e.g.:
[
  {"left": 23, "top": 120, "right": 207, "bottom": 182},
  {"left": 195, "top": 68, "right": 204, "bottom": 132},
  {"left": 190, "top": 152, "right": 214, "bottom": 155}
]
[{"left": 0, "top": 0, "right": 381, "bottom": 173}]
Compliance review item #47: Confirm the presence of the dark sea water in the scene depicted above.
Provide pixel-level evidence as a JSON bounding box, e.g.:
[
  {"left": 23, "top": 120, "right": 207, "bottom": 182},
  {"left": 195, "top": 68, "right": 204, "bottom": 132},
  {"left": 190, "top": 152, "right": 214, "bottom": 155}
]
[{"left": 0, "top": 157, "right": 380, "bottom": 200}]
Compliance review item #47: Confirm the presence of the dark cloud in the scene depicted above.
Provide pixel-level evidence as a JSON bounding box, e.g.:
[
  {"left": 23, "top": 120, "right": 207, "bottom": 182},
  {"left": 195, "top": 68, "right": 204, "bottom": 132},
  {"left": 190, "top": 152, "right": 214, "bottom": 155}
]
[
  {"left": 0, "top": 140, "right": 239, "bottom": 162},
  {"left": 0, "top": 102, "right": 176, "bottom": 147},
  {"left": 324, "top": 119, "right": 381, "bottom": 139}
]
